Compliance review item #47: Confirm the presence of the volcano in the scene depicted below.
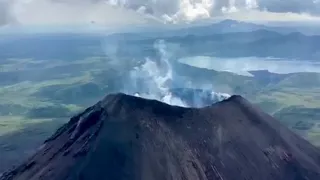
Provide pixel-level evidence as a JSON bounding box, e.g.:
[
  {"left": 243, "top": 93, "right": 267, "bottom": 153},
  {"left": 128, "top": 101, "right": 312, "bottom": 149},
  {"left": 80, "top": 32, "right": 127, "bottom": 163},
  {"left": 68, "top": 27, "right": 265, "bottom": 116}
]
[{"left": 1, "top": 93, "right": 320, "bottom": 180}]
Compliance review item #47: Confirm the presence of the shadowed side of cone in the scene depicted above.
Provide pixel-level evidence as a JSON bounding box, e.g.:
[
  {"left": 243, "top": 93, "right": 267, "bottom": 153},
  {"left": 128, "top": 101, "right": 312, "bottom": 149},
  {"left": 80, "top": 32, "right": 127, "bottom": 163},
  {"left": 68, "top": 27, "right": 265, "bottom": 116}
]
[{"left": 1, "top": 94, "right": 320, "bottom": 180}]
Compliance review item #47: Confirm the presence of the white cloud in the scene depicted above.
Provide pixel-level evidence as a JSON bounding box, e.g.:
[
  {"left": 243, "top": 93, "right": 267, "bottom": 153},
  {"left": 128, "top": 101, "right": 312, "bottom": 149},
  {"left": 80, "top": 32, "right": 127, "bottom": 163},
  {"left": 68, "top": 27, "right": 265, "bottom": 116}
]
[
  {"left": 101, "top": 0, "right": 320, "bottom": 23},
  {"left": 0, "top": 0, "right": 12, "bottom": 26},
  {"left": 2, "top": 0, "right": 320, "bottom": 27},
  {"left": 0, "top": 0, "right": 160, "bottom": 28},
  {"left": 217, "top": 10, "right": 320, "bottom": 22}
]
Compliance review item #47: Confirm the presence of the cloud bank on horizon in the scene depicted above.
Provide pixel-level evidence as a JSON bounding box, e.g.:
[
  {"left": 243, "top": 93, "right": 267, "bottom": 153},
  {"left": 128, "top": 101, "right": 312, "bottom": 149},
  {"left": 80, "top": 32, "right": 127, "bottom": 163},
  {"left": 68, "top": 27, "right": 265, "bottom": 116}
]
[{"left": 2, "top": 0, "right": 320, "bottom": 28}]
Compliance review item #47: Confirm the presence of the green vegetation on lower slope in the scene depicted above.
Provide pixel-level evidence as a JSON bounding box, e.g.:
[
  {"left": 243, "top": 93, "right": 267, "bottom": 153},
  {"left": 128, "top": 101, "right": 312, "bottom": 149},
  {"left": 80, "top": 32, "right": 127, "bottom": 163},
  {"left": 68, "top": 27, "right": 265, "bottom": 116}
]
[
  {"left": 274, "top": 106, "right": 320, "bottom": 128},
  {"left": 274, "top": 72, "right": 320, "bottom": 89},
  {"left": 0, "top": 57, "right": 320, "bottom": 148},
  {"left": 0, "top": 118, "right": 66, "bottom": 173}
]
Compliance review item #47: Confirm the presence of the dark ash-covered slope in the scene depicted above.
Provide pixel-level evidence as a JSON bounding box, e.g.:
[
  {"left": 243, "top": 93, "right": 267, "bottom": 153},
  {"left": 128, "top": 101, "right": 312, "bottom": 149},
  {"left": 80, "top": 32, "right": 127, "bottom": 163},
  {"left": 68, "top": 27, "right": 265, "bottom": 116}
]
[{"left": 1, "top": 94, "right": 320, "bottom": 180}]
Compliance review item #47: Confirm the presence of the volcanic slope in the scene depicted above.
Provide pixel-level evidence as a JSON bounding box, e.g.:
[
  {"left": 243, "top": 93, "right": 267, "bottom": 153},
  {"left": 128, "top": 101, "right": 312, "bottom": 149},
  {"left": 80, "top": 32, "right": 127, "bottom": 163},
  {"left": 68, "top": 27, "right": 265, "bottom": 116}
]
[{"left": 1, "top": 93, "right": 320, "bottom": 180}]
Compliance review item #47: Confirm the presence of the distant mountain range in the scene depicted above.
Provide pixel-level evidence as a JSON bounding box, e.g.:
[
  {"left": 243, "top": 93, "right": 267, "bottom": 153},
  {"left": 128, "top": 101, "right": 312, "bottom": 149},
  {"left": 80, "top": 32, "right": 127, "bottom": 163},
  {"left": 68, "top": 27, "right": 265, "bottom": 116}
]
[
  {"left": 106, "top": 19, "right": 320, "bottom": 39},
  {"left": 171, "top": 19, "right": 320, "bottom": 36},
  {"left": 106, "top": 27, "right": 320, "bottom": 61},
  {"left": 165, "top": 30, "right": 320, "bottom": 60},
  {"left": 169, "top": 19, "right": 269, "bottom": 36},
  {"left": 1, "top": 20, "right": 320, "bottom": 61}
]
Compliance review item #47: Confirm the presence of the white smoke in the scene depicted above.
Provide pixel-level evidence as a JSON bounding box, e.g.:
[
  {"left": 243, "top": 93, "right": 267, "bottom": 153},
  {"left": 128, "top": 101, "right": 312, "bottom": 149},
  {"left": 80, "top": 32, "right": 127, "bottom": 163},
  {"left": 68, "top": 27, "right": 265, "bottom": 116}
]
[
  {"left": 123, "top": 40, "right": 188, "bottom": 107},
  {"left": 121, "top": 40, "right": 230, "bottom": 107}
]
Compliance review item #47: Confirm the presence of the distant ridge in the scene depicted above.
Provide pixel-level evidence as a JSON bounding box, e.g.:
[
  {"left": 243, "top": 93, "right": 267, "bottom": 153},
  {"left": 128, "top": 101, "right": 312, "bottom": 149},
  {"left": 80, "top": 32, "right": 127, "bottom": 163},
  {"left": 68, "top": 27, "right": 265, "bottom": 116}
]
[{"left": 1, "top": 93, "right": 320, "bottom": 180}]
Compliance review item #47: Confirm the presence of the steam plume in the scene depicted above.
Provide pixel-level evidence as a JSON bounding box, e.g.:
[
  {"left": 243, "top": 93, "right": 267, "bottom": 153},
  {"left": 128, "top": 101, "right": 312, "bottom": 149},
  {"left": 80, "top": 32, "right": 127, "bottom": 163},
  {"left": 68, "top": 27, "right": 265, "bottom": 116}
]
[{"left": 120, "top": 40, "right": 230, "bottom": 107}]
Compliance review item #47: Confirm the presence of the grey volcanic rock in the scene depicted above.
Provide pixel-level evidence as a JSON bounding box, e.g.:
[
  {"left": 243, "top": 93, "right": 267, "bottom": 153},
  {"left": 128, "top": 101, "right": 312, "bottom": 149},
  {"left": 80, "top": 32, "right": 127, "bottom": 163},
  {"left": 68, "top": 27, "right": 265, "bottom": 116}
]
[{"left": 1, "top": 93, "right": 320, "bottom": 180}]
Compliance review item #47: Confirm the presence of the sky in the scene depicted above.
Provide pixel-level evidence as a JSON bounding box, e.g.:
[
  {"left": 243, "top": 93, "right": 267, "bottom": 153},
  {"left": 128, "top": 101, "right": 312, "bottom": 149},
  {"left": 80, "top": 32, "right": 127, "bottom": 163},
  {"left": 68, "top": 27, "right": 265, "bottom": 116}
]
[{"left": 2, "top": 0, "right": 320, "bottom": 28}]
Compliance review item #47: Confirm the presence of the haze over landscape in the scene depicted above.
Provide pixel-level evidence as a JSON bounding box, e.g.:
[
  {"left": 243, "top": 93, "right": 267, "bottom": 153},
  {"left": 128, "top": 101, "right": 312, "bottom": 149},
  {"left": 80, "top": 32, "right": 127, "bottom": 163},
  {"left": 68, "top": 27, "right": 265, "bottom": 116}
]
[{"left": 1, "top": 0, "right": 320, "bottom": 179}]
